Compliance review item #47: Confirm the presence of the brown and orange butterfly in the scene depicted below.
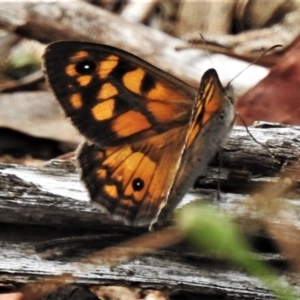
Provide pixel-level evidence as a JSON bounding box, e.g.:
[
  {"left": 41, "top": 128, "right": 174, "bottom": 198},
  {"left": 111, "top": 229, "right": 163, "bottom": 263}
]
[{"left": 44, "top": 41, "right": 234, "bottom": 228}]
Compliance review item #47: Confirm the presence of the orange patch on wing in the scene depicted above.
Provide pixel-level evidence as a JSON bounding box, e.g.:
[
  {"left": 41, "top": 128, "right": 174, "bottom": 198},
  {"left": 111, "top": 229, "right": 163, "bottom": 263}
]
[
  {"left": 147, "top": 82, "right": 189, "bottom": 102},
  {"left": 148, "top": 169, "right": 166, "bottom": 201},
  {"left": 186, "top": 123, "right": 200, "bottom": 148},
  {"left": 147, "top": 101, "right": 190, "bottom": 123},
  {"left": 104, "top": 147, "right": 120, "bottom": 158},
  {"left": 70, "top": 51, "right": 89, "bottom": 61},
  {"left": 98, "top": 83, "right": 118, "bottom": 100},
  {"left": 69, "top": 93, "right": 83, "bottom": 109},
  {"left": 65, "top": 64, "right": 77, "bottom": 77},
  {"left": 103, "top": 147, "right": 132, "bottom": 168},
  {"left": 124, "top": 154, "right": 156, "bottom": 201},
  {"left": 146, "top": 102, "right": 172, "bottom": 123},
  {"left": 96, "top": 168, "right": 107, "bottom": 179},
  {"left": 200, "top": 77, "right": 222, "bottom": 124},
  {"left": 104, "top": 184, "right": 118, "bottom": 199},
  {"left": 98, "top": 55, "right": 119, "bottom": 78},
  {"left": 203, "top": 95, "right": 221, "bottom": 124},
  {"left": 186, "top": 77, "right": 223, "bottom": 148},
  {"left": 112, "top": 110, "right": 151, "bottom": 138},
  {"left": 92, "top": 98, "right": 115, "bottom": 121},
  {"left": 144, "top": 160, "right": 173, "bottom": 207},
  {"left": 111, "top": 151, "right": 144, "bottom": 190},
  {"left": 122, "top": 68, "right": 145, "bottom": 94},
  {"left": 186, "top": 101, "right": 203, "bottom": 148},
  {"left": 77, "top": 75, "right": 92, "bottom": 86}
]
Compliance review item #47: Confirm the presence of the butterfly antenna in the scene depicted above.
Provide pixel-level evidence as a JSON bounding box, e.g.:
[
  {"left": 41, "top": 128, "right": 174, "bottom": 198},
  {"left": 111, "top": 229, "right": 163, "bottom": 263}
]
[
  {"left": 199, "top": 33, "right": 215, "bottom": 69},
  {"left": 238, "top": 114, "right": 277, "bottom": 159},
  {"left": 226, "top": 44, "right": 283, "bottom": 88}
]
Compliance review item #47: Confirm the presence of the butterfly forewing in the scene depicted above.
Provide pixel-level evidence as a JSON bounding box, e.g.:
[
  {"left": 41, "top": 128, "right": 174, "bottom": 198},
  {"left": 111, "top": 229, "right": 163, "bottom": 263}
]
[{"left": 44, "top": 41, "right": 195, "bottom": 147}]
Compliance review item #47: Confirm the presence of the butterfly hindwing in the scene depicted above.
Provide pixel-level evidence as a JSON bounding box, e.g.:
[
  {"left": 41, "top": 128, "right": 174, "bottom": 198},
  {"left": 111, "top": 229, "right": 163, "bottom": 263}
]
[
  {"left": 44, "top": 41, "right": 196, "bottom": 147},
  {"left": 78, "top": 126, "right": 189, "bottom": 226}
]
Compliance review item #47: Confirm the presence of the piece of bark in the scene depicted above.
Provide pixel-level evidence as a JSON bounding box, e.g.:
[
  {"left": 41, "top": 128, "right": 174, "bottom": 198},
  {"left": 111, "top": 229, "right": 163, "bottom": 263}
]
[
  {"left": 0, "top": 226, "right": 287, "bottom": 300},
  {"left": 184, "top": 0, "right": 300, "bottom": 54},
  {"left": 177, "top": 0, "right": 235, "bottom": 37},
  {"left": 0, "top": 0, "right": 268, "bottom": 94},
  {"left": 0, "top": 91, "right": 82, "bottom": 143},
  {"left": 0, "top": 128, "right": 76, "bottom": 160},
  {"left": 1, "top": 124, "right": 300, "bottom": 299},
  {"left": 120, "top": 0, "right": 159, "bottom": 23},
  {"left": 178, "top": 0, "right": 300, "bottom": 69},
  {"left": 0, "top": 0, "right": 200, "bottom": 87},
  {"left": 22, "top": 285, "right": 99, "bottom": 300}
]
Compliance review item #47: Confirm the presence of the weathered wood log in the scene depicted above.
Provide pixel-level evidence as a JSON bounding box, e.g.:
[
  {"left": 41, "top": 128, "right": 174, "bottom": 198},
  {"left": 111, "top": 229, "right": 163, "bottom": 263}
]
[
  {"left": 1, "top": 124, "right": 300, "bottom": 228},
  {"left": 1, "top": 125, "right": 300, "bottom": 299}
]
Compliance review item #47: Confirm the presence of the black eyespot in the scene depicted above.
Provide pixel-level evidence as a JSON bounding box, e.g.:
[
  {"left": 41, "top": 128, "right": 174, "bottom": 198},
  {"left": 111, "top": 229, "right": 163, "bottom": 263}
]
[
  {"left": 132, "top": 178, "right": 144, "bottom": 191},
  {"left": 75, "top": 59, "right": 97, "bottom": 74}
]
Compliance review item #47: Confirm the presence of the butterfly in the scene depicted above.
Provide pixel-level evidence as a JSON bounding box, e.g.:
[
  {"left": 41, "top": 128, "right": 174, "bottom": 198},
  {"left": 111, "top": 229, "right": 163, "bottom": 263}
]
[{"left": 43, "top": 41, "right": 234, "bottom": 228}]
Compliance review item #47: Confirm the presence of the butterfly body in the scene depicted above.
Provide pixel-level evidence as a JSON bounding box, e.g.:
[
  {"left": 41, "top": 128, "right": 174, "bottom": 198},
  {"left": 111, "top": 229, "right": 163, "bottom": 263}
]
[{"left": 44, "top": 41, "right": 234, "bottom": 227}]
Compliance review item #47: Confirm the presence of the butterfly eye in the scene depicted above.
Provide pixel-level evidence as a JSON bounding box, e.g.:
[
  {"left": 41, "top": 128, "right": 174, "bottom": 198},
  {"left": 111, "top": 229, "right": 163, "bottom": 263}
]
[
  {"left": 75, "top": 59, "right": 97, "bottom": 74},
  {"left": 219, "top": 112, "right": 225, "bottom": 120},
  {"left": 132, "top": 178, "right": 144, "bottom": 191}
]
